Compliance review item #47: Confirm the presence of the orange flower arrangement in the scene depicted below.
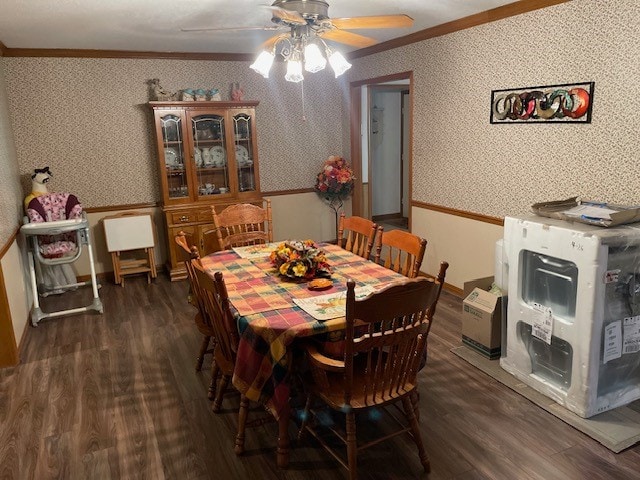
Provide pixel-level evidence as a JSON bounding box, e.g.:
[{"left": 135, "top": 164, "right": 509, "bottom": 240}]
[{"left": 270, "top": 240, "right": 331, "bottom": 280}]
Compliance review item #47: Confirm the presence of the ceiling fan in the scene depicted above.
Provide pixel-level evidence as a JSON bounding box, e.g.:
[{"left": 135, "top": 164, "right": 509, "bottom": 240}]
[
  {"left": 182, "top": 0, "right": 413, "bottom": 82},
  {"left": 182, "top": 0, "right": 413, "bottom": 50}
]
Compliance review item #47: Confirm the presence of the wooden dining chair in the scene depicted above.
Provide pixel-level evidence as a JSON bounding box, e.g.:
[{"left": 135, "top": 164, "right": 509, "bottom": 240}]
[
  {"left": 192, "top": 263, "right": 289, "bottom": 467},
  {"left": 212, "top": 199, "right": 273, "bottom": 249},
  {"left": 174, "top": 232, "right": 218, "bottom": 400},
  {"left": 298, "top": 261, "right": 449, "bottom": 480},
  {"left": 336, "top": 214, "right": 379, "bottom": 259},
  {"left": 192, "top": 261, "right": 239, "bottom": 412},
  {"left": 374, "top": 229, "right": 427, "bottom": 278}
]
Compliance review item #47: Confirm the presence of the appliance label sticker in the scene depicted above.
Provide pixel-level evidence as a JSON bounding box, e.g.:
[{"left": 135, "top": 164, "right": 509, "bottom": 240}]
[
  {"left": 532, "top": 302, "right": 553, "bottom": 345},
  {"left": 604, "top": 269, "right": 620, "bottom": 283},
  {"left": 603, "top": 320, "right": 622, "bottom": 363},
  {"left": 623, "top": 316, "right": 640, "bottom": 354}
]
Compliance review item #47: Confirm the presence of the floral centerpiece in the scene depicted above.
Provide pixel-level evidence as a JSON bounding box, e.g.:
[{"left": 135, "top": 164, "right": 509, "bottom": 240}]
[{"left": 270, "top": 240, "right": 331, "bottom": 280}]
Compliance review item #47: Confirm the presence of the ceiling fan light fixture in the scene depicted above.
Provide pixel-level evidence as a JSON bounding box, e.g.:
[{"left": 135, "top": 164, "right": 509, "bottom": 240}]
[
  {"left": 285, "top": 57, "right": 304, "bottom": 83},
  {"left": 250, "top": 50, "right": 275, "bottom": 78},
  {"left": 328, "top": 50, "right": 351, "bottom": 78},
  {"left": 303, "top": 42, "right": 327, "bottom": 73}
]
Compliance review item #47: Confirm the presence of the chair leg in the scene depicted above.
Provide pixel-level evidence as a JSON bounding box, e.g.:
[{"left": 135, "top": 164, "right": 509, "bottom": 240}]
[
  {"left": 276, "top": 405, "right": 291, "bottom": 469},
  {"left": 410, "top": 390, "right": 420, "bottom": 421},
  {"left": 235, "top": 394, "right": 249, "bottom": 455},
  {"left": 212, "top": 374, "right": 229, "bottom": 412},
  {"left": 297, "top": 395, "right": 312, "bottom": 441},
  {"left": 346, "top": 412, "right": 358, "bottom": 480},
  {"left": 402, "top": 396, "right": 430, "bottom": 473},
  {"left": 195, "top": 336, "right": 211, "bottom": 371},
  {"left": 208, "top": 359, "right": 220, "bottom": 401}
]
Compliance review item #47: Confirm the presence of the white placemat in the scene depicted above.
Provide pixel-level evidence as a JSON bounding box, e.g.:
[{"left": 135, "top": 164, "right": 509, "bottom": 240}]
[
  {"left": 232, "top": 242, "right": 279, "bottom": 259},
  {"left": 293, "top": 285, "right": 376, "bottom": 321}
]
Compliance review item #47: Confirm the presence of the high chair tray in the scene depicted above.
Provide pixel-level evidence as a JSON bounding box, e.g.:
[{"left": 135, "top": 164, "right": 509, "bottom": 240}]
[{"left": 21, "top": 218, "right": 88, "bottom": 235}]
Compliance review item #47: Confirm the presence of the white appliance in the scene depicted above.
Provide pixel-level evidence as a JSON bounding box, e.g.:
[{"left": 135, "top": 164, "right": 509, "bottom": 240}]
[{"left": 500, "top": 215, "right": 640, "bottom": 418}]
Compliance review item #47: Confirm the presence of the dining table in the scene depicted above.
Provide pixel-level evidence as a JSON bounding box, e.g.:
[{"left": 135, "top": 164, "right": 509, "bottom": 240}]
[{"left": 199, "top": 241, "right": 408, "bottom": 467}]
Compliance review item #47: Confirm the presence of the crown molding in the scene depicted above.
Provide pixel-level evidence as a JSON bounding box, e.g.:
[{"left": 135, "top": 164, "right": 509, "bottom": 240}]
[
  {"left": 1, "top": 48, "right": 254, "bottom": 61},
  {"left": 348, "top": 0, "right": 572, "bottom": 60},
  {"left": 0, "top": 0, "right": 570, "bottom": 61}
]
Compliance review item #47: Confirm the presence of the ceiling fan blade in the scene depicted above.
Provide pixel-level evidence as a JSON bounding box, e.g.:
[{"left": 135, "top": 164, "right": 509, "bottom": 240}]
[
  {"left": 320, "top": 29, "right": 378, "bottom": 48},
  {"left": 180, "top": 25, "right": 282, "bottom": 33},
  {"left": 330, "top": 14, "right": 414, "bottom": 30},
  {"left": 261, "top": 33, "right": 289, "bottom": 51},
  {"left": 265, "top": 6, "right": 307, "bottom": 25}
]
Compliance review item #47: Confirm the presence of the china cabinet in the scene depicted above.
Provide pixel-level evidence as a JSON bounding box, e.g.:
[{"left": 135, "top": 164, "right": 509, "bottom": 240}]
[{"left": 150, "top": 101, "right": 262, "bottom": 280}]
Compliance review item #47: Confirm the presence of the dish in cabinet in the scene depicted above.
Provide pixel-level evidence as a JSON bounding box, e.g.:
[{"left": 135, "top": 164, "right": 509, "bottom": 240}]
[
  {"left": 164, "top": 147, "right": 179, "bottom": 167},
  {"left": 235, "top": 145, "right": 251, "bottom": 166},
  {"left": 194, "top": 147, "right": 203, "bottom": 167},
  {"left": 209, "top": 146, "right": 226, "bottom": 167}
]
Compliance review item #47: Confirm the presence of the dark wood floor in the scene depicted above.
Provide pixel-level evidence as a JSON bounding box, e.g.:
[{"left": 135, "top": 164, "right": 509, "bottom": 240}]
[{"left": 2, "top": 275, "right": 640, "bottom": 480}]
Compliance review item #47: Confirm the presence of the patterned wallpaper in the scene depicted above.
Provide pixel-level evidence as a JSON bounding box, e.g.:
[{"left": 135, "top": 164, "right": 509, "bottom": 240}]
[
  {"left": 2, "top": 58, "right": 347, "bottom": 208},
  {"left": 348, "top": 0, "right": 640, "bottom": 218},
  {"left": 2, "top": 0, "right": 639, "bottom": 223},
  {"left": 0, "top": 61, "right": 23, "bottom": 245}
]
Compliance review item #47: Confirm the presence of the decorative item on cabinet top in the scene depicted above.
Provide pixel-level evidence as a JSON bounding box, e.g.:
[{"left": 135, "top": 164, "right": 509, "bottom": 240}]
[{"left": 146, "top": 79, "right": 224, "bottom": 102}]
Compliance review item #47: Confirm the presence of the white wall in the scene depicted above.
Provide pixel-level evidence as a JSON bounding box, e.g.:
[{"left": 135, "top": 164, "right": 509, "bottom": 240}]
[
  {"left": 371, "top": 91, "right": 402, "bottom": 216},
  {"left": 2, "top": 240, "right": 31, "bottom": 347},
  {"left": 412, "top": 207, "right": 504, "bottom": 289},
  {"left": 69, "top": 192, "right": 350, "bottom": 278},
  {"left": 267, "top": 192, "right": 351, "bottom": 244},
  {"left": 402, "top": 92, "right": 409, "bottom": 218}
]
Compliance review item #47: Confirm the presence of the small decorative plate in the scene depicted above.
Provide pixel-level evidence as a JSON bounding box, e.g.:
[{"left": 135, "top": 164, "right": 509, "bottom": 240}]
[
  {"left": 308, "top": 278, "right": 333, "bottom": 291},
  {"left": 209, "top": 146, "right": 226, "bottom": 167},
  {"left": 235, "top": 145, "right": 250, "bottom": 165},
  {"left": 164, "top": 147, "right": 178, "bottom": 167}
]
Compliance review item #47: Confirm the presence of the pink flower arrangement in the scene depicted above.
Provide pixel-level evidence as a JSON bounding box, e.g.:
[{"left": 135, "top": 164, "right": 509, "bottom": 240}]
[{"left": 314, "top": 156, "right": 355, "bottom": 201}]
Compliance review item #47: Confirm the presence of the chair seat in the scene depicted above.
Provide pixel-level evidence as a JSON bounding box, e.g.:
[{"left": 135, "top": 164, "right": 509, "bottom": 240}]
[{"left": 39, "top": 240, "right": 78, "bottom": 258}]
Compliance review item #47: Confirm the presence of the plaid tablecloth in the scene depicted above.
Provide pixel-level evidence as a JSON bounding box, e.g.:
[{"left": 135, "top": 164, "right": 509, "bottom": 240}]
[{"left": 202, "top": 243, "right": 407, "bottom": 419}]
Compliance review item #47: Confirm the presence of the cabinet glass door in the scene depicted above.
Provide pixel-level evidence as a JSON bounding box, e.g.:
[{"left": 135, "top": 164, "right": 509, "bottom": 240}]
[
  {"left": 191, "top": 114, "right": 230, "bottom": 198},
  {"left": 160, "top": 114, "right": 188, "bottom": 199},
  {"left": 233, "top": 113, "right": 256, "bottom": 192}
]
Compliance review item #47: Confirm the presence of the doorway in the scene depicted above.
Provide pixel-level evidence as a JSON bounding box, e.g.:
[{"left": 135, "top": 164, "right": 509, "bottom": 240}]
[{"left": 349, "top": 72, "right": 413, "bottom": 231}]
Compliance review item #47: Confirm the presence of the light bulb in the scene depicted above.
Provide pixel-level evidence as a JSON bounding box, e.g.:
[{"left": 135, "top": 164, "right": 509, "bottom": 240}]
[
  {"left": 328, "top": 50, "right": 352, "bottom": 78},
  {"left": 250, "top": 51, "right": 275, "bottom": 78},
  {"left": 304, "top": 43, "right": 327, "bottom": 73},
  {"left": 285, "top": 59, "right": 304, "bottom": 83}
]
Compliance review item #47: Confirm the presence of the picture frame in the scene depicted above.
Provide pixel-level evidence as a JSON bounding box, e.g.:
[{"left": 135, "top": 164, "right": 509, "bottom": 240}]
[{"left": 490, "top": 81, "right": 594, "bottom": 124}]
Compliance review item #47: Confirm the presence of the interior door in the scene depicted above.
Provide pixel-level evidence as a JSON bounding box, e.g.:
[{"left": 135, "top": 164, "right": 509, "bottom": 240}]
[{"left": 350, "top": 72, "right": 413, "bottom": 227}]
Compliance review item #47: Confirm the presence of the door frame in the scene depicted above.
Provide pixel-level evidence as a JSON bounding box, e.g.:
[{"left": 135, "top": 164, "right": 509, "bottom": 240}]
[{"left": 349, "top": 71, "right": 413, "bottom": 228}]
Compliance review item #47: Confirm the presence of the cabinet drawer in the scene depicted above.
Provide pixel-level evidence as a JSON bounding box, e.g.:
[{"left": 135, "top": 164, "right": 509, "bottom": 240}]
[
  {"left": 197, "top": 208, "right": 214, "bottom": 223},
  {"left": 170, "top": 211, "right": 197, "bottom": 225}
]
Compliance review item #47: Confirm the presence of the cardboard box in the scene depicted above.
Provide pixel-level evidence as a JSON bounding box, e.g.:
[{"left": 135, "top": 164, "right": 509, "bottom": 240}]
[
  {"left": 531, "top": 197, "right": 640, "bottom": 227},
  {"left": 462, "top": 276, "right": 503, "bottom": 359}
]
